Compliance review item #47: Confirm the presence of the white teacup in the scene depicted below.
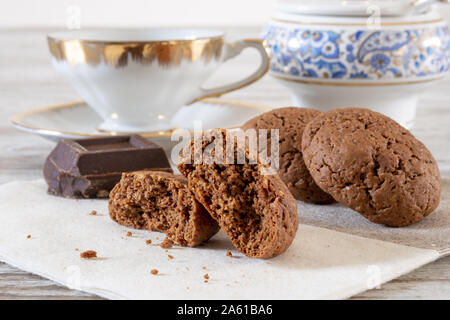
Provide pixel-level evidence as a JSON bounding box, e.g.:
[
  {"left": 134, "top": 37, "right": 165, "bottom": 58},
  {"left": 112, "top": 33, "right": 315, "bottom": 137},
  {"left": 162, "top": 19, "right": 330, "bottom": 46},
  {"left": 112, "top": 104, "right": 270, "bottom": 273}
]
[{"left": 48, "top": 29, "right": 270, "bottom": 132}]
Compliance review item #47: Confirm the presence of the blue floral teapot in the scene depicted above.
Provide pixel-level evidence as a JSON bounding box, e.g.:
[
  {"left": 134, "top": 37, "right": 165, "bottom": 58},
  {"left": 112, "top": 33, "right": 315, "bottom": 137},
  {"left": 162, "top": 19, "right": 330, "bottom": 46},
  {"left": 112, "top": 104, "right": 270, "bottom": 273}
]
[{"left": 262, "top": 0, "right": 450, "bottom": 128}]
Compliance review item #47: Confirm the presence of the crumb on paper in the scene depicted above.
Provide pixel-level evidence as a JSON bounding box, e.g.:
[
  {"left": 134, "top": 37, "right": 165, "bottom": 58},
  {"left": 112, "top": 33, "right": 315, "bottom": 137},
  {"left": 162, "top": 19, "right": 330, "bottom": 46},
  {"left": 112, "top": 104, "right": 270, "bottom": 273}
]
[
  {"left": 186, "top": 267, "right": 190, "bottom": 271},
  {"left": 168, "top": 254, "right": 174, "bottom": 260},
  {"left": 204, "top": 274, "right": 209, "bottom": 280},
  {"left": 126, "top": 232, "right": 132, "bottom": 237},
  {"left": 26, "top": 234, "right": 31, "bottom": 239},
  {"left": 150, "top": 269, "right": 158, "bottom": 275},
  {"left": 80, "top": 250, "right": 97, "bottom": 259},
  {"left": 202, "top": 266, "right": 207, "bottom": 270},
  {"left": 88, "top": 210, "right": 97, "bottom": 216},
  {"left": 226, "top": 251, "right": 232, "bottom": 257},
  {"left": 204, "top": 280, "right": 208, "bottom": 283},
  {"left": 75, "top": 248, "right": 79, "bottom": 251},
  {"left": 160, "top": 238, "right": 173, "bottom": 249},
  {"left": 186, "top": 286, "right": 190, "bottom": 290},
  {"left": 146, "top": 239, "right": 152, "bottom": 245}
]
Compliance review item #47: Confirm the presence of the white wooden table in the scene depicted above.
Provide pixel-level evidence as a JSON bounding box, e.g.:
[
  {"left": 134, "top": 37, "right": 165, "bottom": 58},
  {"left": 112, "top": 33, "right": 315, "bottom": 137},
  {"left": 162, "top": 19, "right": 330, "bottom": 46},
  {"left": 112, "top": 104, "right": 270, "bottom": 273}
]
[{"left": 1, "top": 27, "right": 450, "bottom": 300}]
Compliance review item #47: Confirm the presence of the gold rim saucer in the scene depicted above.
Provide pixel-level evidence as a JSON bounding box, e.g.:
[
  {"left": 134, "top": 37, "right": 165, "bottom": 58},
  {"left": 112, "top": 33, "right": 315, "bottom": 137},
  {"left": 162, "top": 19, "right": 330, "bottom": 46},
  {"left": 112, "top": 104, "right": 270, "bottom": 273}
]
[{"left": 10, "top": 98, "right": 271, "bottom": 140}]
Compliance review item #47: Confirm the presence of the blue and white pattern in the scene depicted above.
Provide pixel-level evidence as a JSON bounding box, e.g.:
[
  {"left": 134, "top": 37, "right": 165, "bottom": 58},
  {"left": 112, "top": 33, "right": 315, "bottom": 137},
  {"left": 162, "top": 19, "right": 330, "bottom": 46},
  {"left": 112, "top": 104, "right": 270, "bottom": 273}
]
[{"left": 262, "top": 24, "right": 450, "bottom": 81}]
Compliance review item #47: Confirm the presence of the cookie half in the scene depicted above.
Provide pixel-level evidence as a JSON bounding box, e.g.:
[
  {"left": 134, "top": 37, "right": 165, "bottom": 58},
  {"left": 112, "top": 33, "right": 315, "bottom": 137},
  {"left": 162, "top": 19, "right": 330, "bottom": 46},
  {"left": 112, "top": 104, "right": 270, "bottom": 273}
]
[
  {"left": 178, "top": 129, "right": 298, "bottom": 258},
  {"left": 109, "top": 171, "right": 219, "bottom": 246},
  {"left": 242, "top": 107, "right": 334, "bottom": 204},
  {"left": 302, "top": 108, "right": 441, "bottom": 227}
]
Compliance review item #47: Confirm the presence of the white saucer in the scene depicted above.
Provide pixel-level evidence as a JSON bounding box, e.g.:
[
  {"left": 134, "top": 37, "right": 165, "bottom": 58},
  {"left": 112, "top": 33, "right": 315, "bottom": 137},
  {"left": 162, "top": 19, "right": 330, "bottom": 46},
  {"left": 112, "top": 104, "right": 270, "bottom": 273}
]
[{"left": 10, "top": 99, "right": 271, "bottom": 151}]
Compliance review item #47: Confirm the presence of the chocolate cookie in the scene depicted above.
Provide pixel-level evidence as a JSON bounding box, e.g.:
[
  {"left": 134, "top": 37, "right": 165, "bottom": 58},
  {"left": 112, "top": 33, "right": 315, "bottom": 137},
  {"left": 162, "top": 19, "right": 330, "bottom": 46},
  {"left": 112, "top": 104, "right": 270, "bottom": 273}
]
[
  {"left": 109, "top": 171, "right": 219, "bottom": 247},
  {"left": 178, "top": 129, "right": 298, "bottom": 258},
  {"left": 302, "top": 108, "right": 441, "bottom": 227},
  {"left": 242, "top": 107, "right": 334, "bottom": 204}
]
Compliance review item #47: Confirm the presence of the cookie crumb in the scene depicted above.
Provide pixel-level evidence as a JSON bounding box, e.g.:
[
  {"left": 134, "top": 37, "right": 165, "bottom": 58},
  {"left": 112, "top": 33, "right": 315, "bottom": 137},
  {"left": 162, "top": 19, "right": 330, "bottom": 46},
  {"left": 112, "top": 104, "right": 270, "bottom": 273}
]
[
  {"left": 186, "top": 286, "right": 190, "bottom": 290},
  {"left": 150, "top": 269, "right": 158, "bottom": 275},
  {"left": 145, "top": 239, "right": 152, "bottom": 245},
  {"left": 204, "top": 274, "right": 209, "bottom": 280},
  {"left": 226, "top": 251, "right": 232, "bottom": 257},
  {"left": 26, "top": 234, "right": 31, "bottom": 239},
  {"left": 80, "top": 250, "right": 97, "bottom": 259},
  {"left": 126, "top": 232, "right": 132, "bottom": 237},
  {"left": 160, "top": 238, "right": 173, "bottom": 249},
  {"left": 204, "top": 280, "right": 208, "bottom": 283},
  {"left": 202, "top": 266, "right": 207, "bottom": 270},
  {"left": 88, "top": 210, "right": 97, "bottom": 216},
  {"left": 75, "top": 248, "right": 79, "bottom": 251},
  {"left": 168, "top": 254, "right": 174, "bottom": 260}
]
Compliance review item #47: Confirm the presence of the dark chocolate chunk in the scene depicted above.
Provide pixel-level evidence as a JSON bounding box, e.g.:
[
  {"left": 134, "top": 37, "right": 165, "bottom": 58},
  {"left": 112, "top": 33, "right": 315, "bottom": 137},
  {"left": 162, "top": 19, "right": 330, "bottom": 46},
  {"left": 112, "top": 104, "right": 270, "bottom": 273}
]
[{"left": 43, "top": 135, "right": 172, "bottom": 198}]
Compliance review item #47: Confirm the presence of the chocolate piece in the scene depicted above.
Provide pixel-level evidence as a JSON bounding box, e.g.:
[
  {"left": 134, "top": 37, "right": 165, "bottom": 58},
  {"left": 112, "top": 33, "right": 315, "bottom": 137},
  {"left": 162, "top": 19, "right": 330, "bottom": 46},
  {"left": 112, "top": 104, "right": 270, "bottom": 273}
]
[{"left": 43, "top": 135, "right": 172, "bottom": 198}]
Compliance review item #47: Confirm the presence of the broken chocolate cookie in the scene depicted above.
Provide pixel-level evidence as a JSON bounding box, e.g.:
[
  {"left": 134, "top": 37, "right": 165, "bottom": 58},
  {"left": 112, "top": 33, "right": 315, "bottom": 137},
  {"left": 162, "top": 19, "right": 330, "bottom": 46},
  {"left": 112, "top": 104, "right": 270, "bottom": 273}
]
[
  {"left": 109, "top": 171, "right": 219, "bottom": 247},
  {"left": 178, "top": 129, "right": 298, "bottom": 258}
]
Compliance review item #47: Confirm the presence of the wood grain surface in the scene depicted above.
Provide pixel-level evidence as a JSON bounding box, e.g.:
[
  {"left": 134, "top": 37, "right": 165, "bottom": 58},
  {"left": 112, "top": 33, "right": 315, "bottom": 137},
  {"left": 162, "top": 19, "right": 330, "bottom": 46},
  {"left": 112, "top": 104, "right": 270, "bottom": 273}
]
[{"left": 0, "top": 27, "right": 449, "bottom": 300}]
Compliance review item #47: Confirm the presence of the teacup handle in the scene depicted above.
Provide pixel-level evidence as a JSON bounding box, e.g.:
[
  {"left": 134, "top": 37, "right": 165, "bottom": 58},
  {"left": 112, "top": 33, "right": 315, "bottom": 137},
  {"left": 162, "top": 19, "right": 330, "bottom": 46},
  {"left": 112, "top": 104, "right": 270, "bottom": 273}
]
[{"left": 190, "top": 39, "right": 270, "bottom": 103}]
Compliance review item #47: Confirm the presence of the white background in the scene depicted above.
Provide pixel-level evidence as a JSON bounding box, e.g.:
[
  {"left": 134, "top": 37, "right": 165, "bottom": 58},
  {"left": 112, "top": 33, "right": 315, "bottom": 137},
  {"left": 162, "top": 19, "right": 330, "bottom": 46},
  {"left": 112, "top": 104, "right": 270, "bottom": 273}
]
[
  {"left": 2, "top": 0, "right": 450, "bottom": 28},
  {"left": 2, "top": 0, "right": 275, "bottom": 28}
]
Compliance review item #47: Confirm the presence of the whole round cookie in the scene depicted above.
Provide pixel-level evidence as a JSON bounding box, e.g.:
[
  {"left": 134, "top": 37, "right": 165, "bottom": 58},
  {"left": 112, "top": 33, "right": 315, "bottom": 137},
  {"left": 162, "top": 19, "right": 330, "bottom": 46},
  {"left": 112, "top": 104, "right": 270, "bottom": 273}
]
[
  {"left": 242, "top": 107, "right": 335, "bottom": 204},
  {"left": 302, "top": 108, "right": 441, "bottom": 227}
]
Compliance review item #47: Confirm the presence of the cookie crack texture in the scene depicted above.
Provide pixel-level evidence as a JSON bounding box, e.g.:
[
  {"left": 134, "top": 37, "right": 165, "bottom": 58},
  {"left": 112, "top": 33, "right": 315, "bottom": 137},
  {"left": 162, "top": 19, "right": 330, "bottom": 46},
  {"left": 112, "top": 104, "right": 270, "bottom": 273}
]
[
  {"left": 272, "top": 112, "right": 287, "bottom": 128},
  {"left": 302, "top": 108, "right": 441, "bottom": 227}
]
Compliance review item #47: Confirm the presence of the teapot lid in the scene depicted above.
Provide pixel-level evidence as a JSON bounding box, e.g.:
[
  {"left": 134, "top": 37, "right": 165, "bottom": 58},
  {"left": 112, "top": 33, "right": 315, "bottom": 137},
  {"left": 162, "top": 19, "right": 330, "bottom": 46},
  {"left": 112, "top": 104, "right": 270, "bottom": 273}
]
[{"left": 274, "top": 0, "right": 446, "bottom": 17}]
